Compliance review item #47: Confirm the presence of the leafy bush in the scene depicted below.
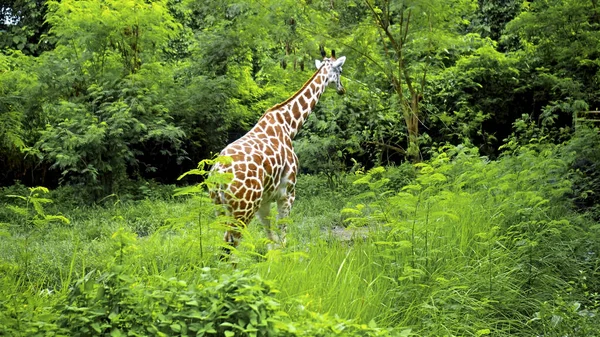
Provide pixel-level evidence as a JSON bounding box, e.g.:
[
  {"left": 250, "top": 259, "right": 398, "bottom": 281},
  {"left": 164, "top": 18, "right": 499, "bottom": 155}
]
[
  {"left": 0, "top": 283, "right": 64, "bottom": 337},
  {"left": 563, "top": 128, "right": 600, "bottom": 218},
  {"left": 339, "top": 142, "right": 600, "bottom": 335},
  {"left": 54, "top": 268, "right": 394, "bottom": 337}
]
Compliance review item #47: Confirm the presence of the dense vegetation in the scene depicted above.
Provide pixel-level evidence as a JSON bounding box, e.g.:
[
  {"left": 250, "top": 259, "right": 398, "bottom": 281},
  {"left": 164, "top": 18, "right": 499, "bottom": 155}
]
[{"left": 2, "top": 0, "right": 600, "bottom": 335}]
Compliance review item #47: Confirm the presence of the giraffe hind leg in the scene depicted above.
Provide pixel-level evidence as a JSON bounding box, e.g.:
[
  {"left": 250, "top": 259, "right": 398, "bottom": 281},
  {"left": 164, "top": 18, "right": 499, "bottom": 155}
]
[{"left": 220, "top": 227, "right": 242, "bottom": 260}]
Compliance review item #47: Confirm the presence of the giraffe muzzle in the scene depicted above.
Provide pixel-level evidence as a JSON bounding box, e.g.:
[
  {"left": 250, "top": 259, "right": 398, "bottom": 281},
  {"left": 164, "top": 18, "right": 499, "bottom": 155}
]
[{"left": 337, "top": 87, "right": 346, "bottom": 95}]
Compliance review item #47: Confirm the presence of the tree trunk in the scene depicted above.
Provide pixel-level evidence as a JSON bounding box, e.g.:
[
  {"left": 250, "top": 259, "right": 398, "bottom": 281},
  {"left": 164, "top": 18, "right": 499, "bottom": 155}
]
[{"left": 406, "top": 92, "right": 421, "bottom": 162}]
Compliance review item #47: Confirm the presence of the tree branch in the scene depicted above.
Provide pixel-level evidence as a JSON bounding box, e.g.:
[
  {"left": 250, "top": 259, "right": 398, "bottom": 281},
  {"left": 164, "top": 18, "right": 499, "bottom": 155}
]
[{"left": 365, "top": 141, "right": 406, "bottom": 154}]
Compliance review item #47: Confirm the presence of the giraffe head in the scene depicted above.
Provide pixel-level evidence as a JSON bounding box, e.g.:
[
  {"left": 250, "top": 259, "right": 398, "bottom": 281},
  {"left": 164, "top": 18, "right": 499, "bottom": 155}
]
[{"left": 315, "top": 50, "right": 346, "bottom": 95}]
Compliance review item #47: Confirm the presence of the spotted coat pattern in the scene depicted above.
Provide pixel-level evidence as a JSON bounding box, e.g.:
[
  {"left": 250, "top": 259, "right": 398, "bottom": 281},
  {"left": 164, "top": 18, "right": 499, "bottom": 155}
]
[{"left": 210, "top": 55, "right": 347, "bottom": 249}]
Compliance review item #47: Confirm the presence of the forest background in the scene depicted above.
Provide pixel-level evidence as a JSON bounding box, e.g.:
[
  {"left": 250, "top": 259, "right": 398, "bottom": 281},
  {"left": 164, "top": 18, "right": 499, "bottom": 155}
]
[
  {"left": 1, "top": 0, "right": 596, "bottom": 195},
  {"left": 3, "top": 0, "right": 600, "bottom": 336}
]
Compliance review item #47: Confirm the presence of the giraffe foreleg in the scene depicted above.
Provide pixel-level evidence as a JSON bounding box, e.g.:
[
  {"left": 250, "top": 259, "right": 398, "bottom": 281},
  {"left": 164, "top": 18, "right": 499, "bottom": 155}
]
[
  {"left": 276, "top": 191, "right": 295, "bottom": 247},
  {"left": 256, "top": 201, "right": 275, "bottom": 245}
]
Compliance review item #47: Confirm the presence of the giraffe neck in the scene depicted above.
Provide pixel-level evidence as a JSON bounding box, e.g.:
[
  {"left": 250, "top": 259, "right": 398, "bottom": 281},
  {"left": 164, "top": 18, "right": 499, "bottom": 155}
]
[{"left": 258, "top": 66, "right": 330, "bottom": 139}]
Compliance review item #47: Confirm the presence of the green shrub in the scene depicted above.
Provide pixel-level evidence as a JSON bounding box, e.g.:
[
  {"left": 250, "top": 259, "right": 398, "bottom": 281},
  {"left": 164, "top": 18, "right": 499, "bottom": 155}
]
[
  {"left": 0, "top": 285, "right": 64, "bottom": 336},
  {"left": 338, "top": 142, "right": 600, "bottom": 335},
  {"left": 56, "top": 268, "right": 396, "bottom": 337},
  {"left": 563, "top": 127, "right": 600, "bottom": 218}
]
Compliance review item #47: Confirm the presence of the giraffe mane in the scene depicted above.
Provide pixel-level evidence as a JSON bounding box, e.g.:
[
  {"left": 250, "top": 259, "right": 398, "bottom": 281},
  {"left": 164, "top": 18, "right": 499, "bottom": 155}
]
[{"left": 265, "top": 62, "right": 326, "bottom": 112}]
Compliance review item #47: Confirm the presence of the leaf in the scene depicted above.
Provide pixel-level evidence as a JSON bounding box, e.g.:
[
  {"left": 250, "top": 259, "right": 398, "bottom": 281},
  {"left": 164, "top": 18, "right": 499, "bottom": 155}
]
[
  {"left": 92, "top": 322, "right": 102, "bottom": 333},
  {"left": 45, "top": 215, "right": 71, "bottom": 224},
  {"left": 170, "top": 323, "right": 181, "bottom": 332},
  {"left": 476, "top": 328, "right": 491, "bottom": 336},
  {"left": 173, "top": 185, "right": 206, "bottom": 197},
  {"left": 399, "top": 329, "right": 412, "bottom": 337},
  {"left": 6, "top": 205, "right": 27, "bottom": 216},
  {"left": 110, "top": 328, "right": 124, "bottom": 337},
  {"left": 5, "top": 195, "right": 27, "bottom": 201}
]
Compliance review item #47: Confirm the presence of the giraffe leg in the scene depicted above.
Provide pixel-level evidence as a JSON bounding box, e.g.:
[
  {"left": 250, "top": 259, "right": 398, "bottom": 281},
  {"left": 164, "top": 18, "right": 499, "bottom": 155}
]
[
  {"left": 256, "top": 202, "right": 276, "bottom": 248},
  {"left": 276, "top": 192, "right": 295, "bottom": 247},
  {"left": 220, "top": 228, "right": 242, "bottom": 260}
]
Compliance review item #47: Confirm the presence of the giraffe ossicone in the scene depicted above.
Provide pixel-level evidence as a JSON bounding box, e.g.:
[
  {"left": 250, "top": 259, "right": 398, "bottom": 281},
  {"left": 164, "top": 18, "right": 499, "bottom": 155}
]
[{"left": 210, "top": 50, "right": 347, "bottom": 255}]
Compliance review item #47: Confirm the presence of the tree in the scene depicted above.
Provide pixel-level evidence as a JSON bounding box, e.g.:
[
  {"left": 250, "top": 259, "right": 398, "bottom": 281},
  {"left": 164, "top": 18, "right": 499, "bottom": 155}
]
[
  {"left": 504, "top": 0, "right": 599, "bottom": 113},
  {"left": 360, "top": 0, "right": 477, "bottom": 161},
  {"left": 27, "top": 0, "right": 186, "bottom": 197},
  {"left": 469, "top": 0, "right": 522, "bottom": 45}
]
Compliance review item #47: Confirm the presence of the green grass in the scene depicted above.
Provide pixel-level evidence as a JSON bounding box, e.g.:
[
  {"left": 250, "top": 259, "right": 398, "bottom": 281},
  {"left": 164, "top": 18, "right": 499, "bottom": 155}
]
[{"left": 2, "top": 141, "right": 600, "bottom": 336}]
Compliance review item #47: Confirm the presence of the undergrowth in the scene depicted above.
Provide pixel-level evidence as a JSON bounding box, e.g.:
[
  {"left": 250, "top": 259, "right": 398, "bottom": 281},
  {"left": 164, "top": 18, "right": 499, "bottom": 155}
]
[{"left": 1, "top": 130, "right": 600, "bottom": 336}]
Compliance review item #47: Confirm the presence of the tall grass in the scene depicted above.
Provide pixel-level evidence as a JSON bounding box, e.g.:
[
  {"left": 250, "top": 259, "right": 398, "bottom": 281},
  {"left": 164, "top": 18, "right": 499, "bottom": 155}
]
[{"left": 2, "top": 133, "right": 600, "bottom": 335}]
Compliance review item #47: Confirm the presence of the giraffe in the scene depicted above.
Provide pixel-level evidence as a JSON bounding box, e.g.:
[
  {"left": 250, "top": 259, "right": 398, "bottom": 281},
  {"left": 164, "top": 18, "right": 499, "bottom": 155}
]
[{"left": 210, "top": 49, "right": 347, "bottom": 255}]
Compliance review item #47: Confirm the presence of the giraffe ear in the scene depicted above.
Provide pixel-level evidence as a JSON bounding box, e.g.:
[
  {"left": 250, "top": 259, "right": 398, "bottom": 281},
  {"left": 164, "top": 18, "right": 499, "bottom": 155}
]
[
  {"left": 332, "top": 56, "right": 346, "bottom": 68},
  {"left": 315, "top": 59, "right": 323, "bottom": 69}
]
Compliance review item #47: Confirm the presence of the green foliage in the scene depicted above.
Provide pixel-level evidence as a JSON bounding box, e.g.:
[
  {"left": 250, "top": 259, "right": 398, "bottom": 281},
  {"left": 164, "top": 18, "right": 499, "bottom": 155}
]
[
  {"left": 469, "top": 0, "right": 522, "bottom": 43},
  {"left": 336, "top": 141, "right": 600, "bottom": 335},
  {"left": 0, "top": 51, "right": 35, "bottom": 152},
  {"left": 58, "top": 267, "right": 272, "bottom": 336},
  {"left": 33, "top": 80, "right": 185, "bottom": 198},
  {"left": 46, "top": 0, "right": 180, "bottom": 76},
  {"left": 3, "top": 0, "right": 600, "bottom": 188},
  {"left": 5, "top": 186, "right": 69, "bottom": 230},
  {"left": 53, "top": 267, "right": 394, "bottom": 337},
  {"left": 2, "top": 186, "right": 70, "bottom": 285},
  {"left": 563, "top": 127, "right": 600, "bottom": 218},
  {"left": 2, "top": 132, "right": 600, "bottom": 336},
  {"left": 0, "top": 287, "right": 65, "bottom": 337},
  {"left": 0, "top": 0, "right": 52, "bottom": 56},
  {"left": 425, "top": 42, "right": 519, "bottom": 151}
]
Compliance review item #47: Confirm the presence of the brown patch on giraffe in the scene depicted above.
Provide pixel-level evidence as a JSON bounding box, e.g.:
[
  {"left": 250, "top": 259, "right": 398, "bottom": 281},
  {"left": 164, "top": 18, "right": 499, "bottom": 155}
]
[
  {"left": 291, "top": 101, "right": 302, "bottom": 120},
  {"left": 303, "top": 90, "right": 312, "bottom": 100},
  {"left": 288, "top": 169, "right": 297, "bottom": 183},
  {"left": 234, "top": 170, "right": 246, "bottom": 182},
  {"left": 271, "top": 136, "right": 281, "bottom": 146},
  {"left": 262, "top": 154, "right": 273, "bottom": 171},
  {"left": 298, "top": 95, "right": 308, "bottom": 110},
  {"left": 314, "top": 75, "right": 323, "bottom": 85},
  {"left": 274, "top": 113, "right": 284, "bottom": 125},
  {"left": 265, "top": 125, "right": 276, "bottom": 137},
  {"left": 257, "top": 170, "right": 266, "bottom": 184},
  {"left": 272, "top": 125, "right": 283, "bottom": 137},
  {"left": 247, "top": 169, "right": 257, "bottom": 178},
  {"left": 234, "top": 162, "right": 247, "bottom": 172},
  {"left": 268, "top": 157, "right": 278, "bottom": 173},
  {"left": 263, "top": 145, "right": 275, "bottom": 158},
  {"left": 226, "top": 152, "right": 244, "bottom": 162},
  {"left": 247, "top": 178, "right": 261, "bottom": 189},
  {"left": 232, "top": 209, "right": 249, "bottom": 224},
  {"left": 285, "top": 148, "right": 295, "bottom": 162}
]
